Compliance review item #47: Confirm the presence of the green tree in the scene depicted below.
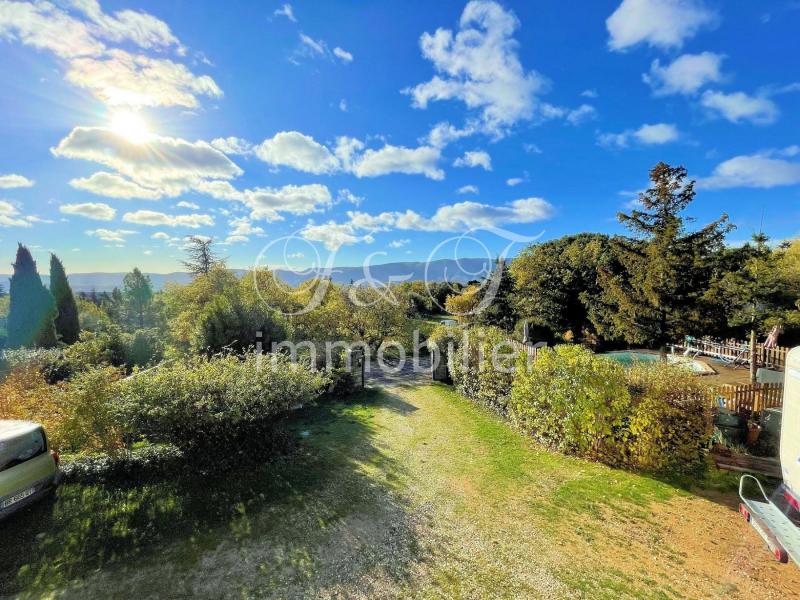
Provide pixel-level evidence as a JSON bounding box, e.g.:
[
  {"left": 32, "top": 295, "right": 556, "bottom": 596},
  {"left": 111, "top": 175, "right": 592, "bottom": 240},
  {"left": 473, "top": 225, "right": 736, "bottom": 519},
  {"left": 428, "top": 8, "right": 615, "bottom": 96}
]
[
  {"left": 511, "top": 234, "right": 614, "bottom": 343},
  {"left": 7, "top": 244, "right": 57, "bottom": 348},
  {"left": 123, "top": 268, "right": 153, "bottom": 329},
  {"left": 182, "top": 236, "right": 223, "bottom": 276},
  {"left": 714, "top": 233, "right": 788, "bottom": 381},
  {"left": 476, "top": 258, "right": 517, "bottom": 332},
  {"left": 600, "top": 162, "right": 732, "bottom": 355},
  {"left": 49, "top": 253, "right": 80, "bottom": 344},
  {"left": 193, "top": 291, "right": 286, "bottom": 354}
]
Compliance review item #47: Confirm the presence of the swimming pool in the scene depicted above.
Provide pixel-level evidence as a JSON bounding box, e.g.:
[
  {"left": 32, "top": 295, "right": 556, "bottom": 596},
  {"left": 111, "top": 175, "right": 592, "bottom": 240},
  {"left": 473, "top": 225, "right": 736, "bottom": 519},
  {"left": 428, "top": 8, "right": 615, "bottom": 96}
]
[{"left": 602, "top": 350, "right": 715, "bottom": 374}]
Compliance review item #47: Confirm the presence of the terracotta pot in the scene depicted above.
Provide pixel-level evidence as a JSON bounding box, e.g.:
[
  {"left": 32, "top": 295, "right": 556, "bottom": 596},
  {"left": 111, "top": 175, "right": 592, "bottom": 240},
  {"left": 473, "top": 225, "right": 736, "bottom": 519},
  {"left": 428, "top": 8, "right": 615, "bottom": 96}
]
[{"left": 746, "top": 425, "right": 761, "bottom": 446}]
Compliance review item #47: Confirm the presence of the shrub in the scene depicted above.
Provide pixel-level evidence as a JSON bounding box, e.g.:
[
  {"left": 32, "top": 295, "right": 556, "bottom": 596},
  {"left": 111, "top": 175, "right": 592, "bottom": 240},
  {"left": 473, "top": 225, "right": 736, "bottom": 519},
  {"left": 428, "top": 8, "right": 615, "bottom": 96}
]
[
  {"left": 0, "top": 365, "right": 62, "bottom": 436},
  {"left": 0, "top": 364, "right": 124, "bottom": 455},
  {"left": 61, "top": 443, "right": 184, "bottom": 484},
  {"left": 124, "top": 328, "right": 164, "bottom": 369},
  {"left": 115, "top": 353, "right": 327, "bottom": 451},
  {"left": 626, "top": 362, "right": 712, "bottom": 475},
  {"left": 510, "top": 345, "right": 631, "bottom": 465},
  {"left": 447, "top": 326, "right": 517, "bottom": 414},
  {"left": 192, "top": 293, "right": 287, "bottom": 355},
  {"left": 54, "top": 366, "right": 125, "bottom": 455},
  {"left": 323, "top": 368, "right": 357, "bottom": 399}
]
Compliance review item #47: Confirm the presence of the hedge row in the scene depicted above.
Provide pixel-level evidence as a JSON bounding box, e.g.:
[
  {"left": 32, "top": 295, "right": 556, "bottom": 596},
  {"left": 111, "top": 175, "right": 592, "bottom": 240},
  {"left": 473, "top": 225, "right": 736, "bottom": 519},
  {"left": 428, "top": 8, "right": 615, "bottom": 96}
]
[{"left": 432, "top": 326, "right": 712, "bottom": 475}]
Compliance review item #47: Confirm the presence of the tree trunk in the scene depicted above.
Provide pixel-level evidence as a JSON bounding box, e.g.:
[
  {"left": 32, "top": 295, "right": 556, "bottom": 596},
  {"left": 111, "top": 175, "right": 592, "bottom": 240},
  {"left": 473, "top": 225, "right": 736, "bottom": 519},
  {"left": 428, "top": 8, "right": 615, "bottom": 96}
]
[{"left": 749, "top": 327, "right": 757, "bottom": 384}]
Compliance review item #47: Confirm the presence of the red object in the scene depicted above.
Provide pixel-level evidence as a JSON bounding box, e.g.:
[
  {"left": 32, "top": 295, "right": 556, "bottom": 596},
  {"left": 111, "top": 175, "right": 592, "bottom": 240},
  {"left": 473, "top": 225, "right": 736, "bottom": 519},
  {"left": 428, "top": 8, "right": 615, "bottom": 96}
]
[
  {"left": 739, "top": 503, "right": 751, "bottom": 521},
  {"left": 785, "top": 489, "right": 800, "bottom": 511},
  {"left": 50, "top": 450, "right": 59, "bottom": 465}
]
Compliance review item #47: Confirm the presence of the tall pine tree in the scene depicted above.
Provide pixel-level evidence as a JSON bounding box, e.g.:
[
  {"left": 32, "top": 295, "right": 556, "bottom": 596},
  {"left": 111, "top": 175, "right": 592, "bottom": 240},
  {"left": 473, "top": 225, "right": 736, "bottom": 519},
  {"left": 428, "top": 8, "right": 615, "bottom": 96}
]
[
  {"left": 50, "top": 253, "right": 80, "bottom": 344},
  {"left": 7, "top": 244, "right": 57, "bottom": 348},
  {"left": 601, "top": 162, "right": 732, "bottom": 355}
]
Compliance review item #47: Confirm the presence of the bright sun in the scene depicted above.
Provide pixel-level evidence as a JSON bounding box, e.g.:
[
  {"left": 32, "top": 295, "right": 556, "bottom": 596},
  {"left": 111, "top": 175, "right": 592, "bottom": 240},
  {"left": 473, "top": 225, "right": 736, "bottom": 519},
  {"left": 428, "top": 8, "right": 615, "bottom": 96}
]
[{"left": 110, "top": 110, "right": 151, "bottom": 143}]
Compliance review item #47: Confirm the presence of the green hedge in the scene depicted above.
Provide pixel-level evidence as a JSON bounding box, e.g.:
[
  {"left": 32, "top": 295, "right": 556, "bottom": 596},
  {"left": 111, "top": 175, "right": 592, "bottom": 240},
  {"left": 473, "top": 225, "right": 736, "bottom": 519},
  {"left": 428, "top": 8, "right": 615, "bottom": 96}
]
[
  {"left": 510, "top": 345, "right": 712, "bottom": 474},
  {"left": 115, "top": 353, "right": 328, "bottom": 451},
  {"left": 445, "top": 326, "right": 517, "bottom": 414},
  {"left": 511, "top": 345, "right": 631, "bottom": 465}
]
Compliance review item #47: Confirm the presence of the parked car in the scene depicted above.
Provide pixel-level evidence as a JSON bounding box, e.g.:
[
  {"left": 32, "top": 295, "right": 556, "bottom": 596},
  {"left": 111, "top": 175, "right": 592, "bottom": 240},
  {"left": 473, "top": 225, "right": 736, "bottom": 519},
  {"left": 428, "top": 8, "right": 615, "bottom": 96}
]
[{"left": 0, "top": 420, "right": 61, "bottom": 520}]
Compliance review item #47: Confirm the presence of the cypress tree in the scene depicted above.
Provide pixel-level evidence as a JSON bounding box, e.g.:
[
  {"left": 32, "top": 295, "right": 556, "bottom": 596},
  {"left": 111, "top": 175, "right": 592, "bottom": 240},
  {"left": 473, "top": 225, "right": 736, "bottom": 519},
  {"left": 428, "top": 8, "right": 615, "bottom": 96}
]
[
  {"left": 50, "top": 253, "right": 80, "bottom": 344},
  {"left": 7, "top": 244, "right": 57, "bottom": 348}
]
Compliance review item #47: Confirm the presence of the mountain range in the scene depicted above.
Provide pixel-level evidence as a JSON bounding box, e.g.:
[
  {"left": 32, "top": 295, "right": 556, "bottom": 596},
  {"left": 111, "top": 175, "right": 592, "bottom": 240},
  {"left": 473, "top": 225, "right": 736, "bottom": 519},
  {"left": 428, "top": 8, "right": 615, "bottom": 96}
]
[{"left": 0, "top": 258, "right": 494, "bottom": 293}]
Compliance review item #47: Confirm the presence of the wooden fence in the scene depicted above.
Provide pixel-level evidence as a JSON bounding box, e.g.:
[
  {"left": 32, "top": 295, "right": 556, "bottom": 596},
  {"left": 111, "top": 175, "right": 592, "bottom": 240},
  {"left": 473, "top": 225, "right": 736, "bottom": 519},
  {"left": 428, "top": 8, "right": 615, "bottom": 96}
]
[
  {"left": 681, "top": 337, "right": 789, "bottom": 371},
  {"left": 511, "top": 340, "right": 542, "bottom": 361},
  {"left": 710, "top": 382, "right": 783, "bottom": 415}
]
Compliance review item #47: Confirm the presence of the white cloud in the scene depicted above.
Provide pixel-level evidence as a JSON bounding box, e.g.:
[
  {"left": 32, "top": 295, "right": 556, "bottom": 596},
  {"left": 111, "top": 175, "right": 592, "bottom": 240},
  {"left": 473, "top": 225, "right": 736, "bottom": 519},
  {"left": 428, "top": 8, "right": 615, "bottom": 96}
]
[
  {"left": 0, "top": 1, "right": 220, "bottom": 109},
  {"left": 643, "top": 52, "right": 724, "bottom": 96},
  {"left": 253, "top": 131, "right": 445, "bottom": 180},
  {"left": 523, "top": 143, "right": 542, "bottom": 154},
  {"left": 151, "top": 231, "right": 171, "bottom": 240},
  {"left": 338, "top": 98, "right": 347, "bottom": 112},
  {"left": 210, "top": 136, "right": 254, "bottom": 156},
  {"left": 53, "top": 126, "right": 242, "bottom": 195},
  {"left": 0, "top": 200, "right": 31, "bottom": 227},
  {"left": 122, "top": 210, "right": 214, "bottom": 228},
  {"left": 301, "top": 221, "right": 375, "bottom": 250},
  {"left": 506, "top": 177, "right": 523, "bottom": 186},
  {"left": 405, "top": 0, "right": 550, "bottom": 138},
  {"left": 457, "top": 185, "right": 479, "bottom": 195},
  {"left": 65, "top": 49, "right": 222, "bottom": 108},
  {"left": 453, "top": 150, "right": 492, "bottom": 170},
  {"left": 634, "top": 123, "right": 680, "bottom": 144},
  {"left": 598, "top": 122, "right": 679, "bottom": 148},
  {"left": 388, "top": 239, "right": 410, "bottom": 248},
  {"left": 59, "top": 202, "right": 116, "bottom": 220},
  {"left": 700, "top": 90, "right": 779, "bottom": 125},
  {"left": 699, "top": 147, "right": 800, "bottom": 189},
  {"left": 221, "top": 235, "right": 249, "bottom": 245},
  {"left": 606, "top": 0, "right": 717, "bottom": 51},
  {"left": 0, "top": 174, "right": 34, "bottom": 188},
  {"left": 176, "top": 200, "right": 199, "bottom": 209},
  {"left": 299, "top": 33, "right": 325, "bottom": 56},
  {"left": 581, "top": 89, "right": 598, "bottom": 98},
  {"left": 229, "top": 216, "right": 264, "bottom": 237},
  {"left": 336, "top": 188, "right": 363, "bottom": 205},
  {"left": 351, "top": 144, "right": 444, "bottom": 180},
  {"left": 255, "top": 131, "right": 340, "bottom": 174},
  {"left": 69, "top": 171, "right": 163, "bottom": 199},
  {"left": 244, "top": 183, "right": 333, "bottom": 221},
  {"left": 274, "top": 3, "right": 296, "bottom": 22},
  {"left": 333, "top": 47, "right": 353, "bottom": 63},
  {"left": 86, "top": 228, "right": 137, "bottom": 243},
  {"left": 565, "top": 104, "right": 597, "bottom": 125},
  {"left": 425, "top": 121, "right": 477, "bottom": 149}
]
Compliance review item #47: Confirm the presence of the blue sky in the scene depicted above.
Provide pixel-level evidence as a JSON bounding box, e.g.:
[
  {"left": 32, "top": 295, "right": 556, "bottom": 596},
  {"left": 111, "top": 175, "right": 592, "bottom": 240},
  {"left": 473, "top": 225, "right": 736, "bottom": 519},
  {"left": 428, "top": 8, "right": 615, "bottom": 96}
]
[{"left": 0, "top": 0, "right": 798, "bottom": 273}]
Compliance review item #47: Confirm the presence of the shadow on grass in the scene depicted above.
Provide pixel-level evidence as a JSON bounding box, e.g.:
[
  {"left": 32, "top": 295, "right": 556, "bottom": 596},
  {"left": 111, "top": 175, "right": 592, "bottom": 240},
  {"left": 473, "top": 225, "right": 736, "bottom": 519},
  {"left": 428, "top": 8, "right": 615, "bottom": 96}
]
[{"left": 0, "top": 389, "right": 425, "bottom": 598}]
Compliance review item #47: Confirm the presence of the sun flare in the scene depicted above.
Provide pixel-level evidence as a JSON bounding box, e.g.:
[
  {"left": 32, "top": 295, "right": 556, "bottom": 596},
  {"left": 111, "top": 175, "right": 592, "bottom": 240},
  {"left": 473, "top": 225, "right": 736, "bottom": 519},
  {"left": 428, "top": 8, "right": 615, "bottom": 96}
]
[{"left": 109, "top": 110, "right": 151, "bottom": 143}]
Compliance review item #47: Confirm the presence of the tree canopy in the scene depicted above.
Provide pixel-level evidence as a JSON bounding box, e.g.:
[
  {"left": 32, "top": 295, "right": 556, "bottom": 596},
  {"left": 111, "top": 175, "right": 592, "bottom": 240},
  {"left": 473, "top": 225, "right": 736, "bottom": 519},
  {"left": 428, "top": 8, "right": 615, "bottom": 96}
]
[
  {"left": 7, "top": 244, "right": 57, "bottom": 348},
  {"left": 50, "top": 253, "right": 80, "bottom": 344}
]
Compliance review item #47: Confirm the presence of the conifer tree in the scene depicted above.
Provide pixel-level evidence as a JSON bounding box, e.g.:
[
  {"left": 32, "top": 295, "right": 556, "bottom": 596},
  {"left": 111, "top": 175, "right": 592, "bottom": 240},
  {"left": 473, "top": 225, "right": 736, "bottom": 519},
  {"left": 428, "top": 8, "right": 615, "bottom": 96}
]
[
  {"left": 123, "top": 268, "right": 153, "bottom": 328},
  {"left": 7, "top": 244, "right": 57, "bottom": 348},
  {"left": 50, "top": 253, "right": 80, "bottom": 344},
  {"left": 601, "top": 162, "right": 732, "bottom": 355}
]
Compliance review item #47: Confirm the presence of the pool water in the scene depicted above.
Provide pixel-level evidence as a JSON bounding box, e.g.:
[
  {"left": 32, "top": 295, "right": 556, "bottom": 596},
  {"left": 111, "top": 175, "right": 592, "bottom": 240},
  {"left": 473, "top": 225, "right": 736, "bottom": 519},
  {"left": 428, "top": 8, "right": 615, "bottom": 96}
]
[{"left": 602, "top": 350, "right": 714, "bottom": 374}]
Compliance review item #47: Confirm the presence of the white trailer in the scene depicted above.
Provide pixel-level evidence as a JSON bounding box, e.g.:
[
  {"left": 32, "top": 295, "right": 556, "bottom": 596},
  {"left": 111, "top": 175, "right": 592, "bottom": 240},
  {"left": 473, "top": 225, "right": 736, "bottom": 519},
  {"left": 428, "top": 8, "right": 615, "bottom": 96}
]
[{"left": 739, "top": 346, "right": 800, "bottom": 564}]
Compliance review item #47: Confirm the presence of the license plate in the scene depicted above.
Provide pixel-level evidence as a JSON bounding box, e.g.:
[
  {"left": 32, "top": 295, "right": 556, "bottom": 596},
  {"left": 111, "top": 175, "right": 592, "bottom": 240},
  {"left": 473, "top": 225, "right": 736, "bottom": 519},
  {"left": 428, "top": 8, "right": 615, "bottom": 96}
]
[{"left": 1, "top": 487, "right": 35, "bottom": 509}]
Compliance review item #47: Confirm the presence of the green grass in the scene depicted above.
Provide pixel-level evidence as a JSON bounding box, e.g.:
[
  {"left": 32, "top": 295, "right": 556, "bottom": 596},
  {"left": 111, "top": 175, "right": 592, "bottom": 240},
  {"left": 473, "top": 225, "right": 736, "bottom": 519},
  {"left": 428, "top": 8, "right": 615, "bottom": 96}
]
[{"left": 0, "top": 384, "right": 745, "bottom": 599}]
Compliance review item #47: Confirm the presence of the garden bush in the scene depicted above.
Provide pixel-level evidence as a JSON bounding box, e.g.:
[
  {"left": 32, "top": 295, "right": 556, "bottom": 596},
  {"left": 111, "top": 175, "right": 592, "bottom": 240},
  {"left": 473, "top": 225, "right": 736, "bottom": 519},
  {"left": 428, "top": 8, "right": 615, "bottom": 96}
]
[
  {"left": 115, "top": 353, "right": 327, "bottom": 452},
  {"left": 61, "top": 443, "right": 184, "bottom": 484},
  {"left": 626, "top": 361, "right": 712, "bottom": 475},
  {"left": 323, "top": 367, "right": 357, "bottom": 399},
  {"left": 124, "top": 328, "right": 164, "bottom": 369},
  {"left": 446, "top": 326, "right": 517, "bottom": 414},
  {"left": 510, "top": 345, "right": 631, "bottom": 465}
]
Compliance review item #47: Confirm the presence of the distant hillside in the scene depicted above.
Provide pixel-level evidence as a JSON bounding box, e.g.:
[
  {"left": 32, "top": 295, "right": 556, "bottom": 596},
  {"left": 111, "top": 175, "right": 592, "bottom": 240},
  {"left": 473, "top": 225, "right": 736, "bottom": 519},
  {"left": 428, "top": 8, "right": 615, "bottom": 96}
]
[{"left": 0, "top": 258, "right": 493, "bottom": 293}]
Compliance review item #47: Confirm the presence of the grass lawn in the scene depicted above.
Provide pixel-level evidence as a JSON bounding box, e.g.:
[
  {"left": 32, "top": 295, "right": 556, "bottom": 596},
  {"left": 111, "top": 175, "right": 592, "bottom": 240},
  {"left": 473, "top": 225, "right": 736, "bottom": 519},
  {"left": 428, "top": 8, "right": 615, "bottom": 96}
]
[{"left": 1, "top": 384, "right": 798, "bottom": 598}]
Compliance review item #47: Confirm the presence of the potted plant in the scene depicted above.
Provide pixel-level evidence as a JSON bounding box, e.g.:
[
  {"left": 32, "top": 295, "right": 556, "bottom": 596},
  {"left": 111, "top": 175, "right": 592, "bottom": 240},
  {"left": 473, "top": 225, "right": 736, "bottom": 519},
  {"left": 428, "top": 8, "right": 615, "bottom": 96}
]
[{"left": 746, "top": 418, "right": 762, "bottom": 446}]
